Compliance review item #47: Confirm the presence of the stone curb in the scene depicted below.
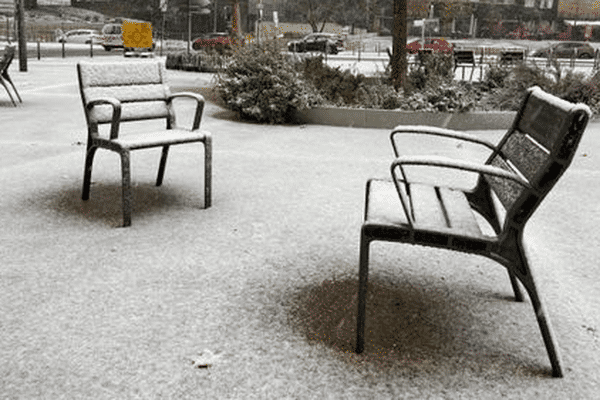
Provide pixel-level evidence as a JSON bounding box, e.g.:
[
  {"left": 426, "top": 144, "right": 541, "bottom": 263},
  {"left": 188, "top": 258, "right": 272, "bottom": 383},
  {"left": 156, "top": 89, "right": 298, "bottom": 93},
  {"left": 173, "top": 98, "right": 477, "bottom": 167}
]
[{"left": 292, "top": 107, "right": 518, "bottom": 130}]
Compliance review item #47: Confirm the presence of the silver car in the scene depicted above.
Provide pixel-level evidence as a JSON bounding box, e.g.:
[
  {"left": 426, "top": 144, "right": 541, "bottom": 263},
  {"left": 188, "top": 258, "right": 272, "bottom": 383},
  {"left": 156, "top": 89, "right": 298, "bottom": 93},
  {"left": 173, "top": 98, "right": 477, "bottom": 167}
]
[{"left": 56, "top": 29, "right": 101, "bottom": 45}]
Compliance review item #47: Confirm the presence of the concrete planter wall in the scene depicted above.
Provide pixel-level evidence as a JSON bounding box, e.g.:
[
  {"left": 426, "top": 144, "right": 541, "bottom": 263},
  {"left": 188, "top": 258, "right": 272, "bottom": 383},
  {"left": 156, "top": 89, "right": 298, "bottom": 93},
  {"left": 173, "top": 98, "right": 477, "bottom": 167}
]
[{"left": 292, "top": 107, "right": 517, "bottom": 130}]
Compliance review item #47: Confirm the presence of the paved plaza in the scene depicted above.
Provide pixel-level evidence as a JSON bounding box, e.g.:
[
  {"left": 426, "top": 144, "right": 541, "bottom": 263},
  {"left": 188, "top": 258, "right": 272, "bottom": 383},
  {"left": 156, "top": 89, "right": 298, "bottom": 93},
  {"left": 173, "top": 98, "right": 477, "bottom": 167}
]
[{"left": 1, "top": 55, "right": 599, "bottom": 398}]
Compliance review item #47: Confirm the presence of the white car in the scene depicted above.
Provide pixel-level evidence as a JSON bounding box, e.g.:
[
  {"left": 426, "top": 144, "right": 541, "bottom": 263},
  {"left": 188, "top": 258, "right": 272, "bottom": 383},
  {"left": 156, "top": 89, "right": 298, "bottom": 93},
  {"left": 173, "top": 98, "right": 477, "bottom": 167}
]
[{"left": 56, "top": 29, "right": 101, "bottom": 45}]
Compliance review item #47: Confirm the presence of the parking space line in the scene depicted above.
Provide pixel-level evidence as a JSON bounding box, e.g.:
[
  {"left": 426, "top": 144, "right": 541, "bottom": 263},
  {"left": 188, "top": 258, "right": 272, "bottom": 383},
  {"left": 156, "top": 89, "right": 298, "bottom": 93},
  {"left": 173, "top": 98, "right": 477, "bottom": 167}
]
[{"left": 20, "top": 83, "right": 78, "bottom": 94}]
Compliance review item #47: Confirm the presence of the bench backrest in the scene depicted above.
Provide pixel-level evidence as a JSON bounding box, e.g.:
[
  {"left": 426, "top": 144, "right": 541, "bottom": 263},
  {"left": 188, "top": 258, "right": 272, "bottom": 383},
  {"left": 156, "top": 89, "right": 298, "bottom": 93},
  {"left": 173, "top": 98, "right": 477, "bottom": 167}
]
[
  {"left": 77, "top": 60, "right": 174, "bottom": 125},
  {"left": 454, "top": 50, "right": 475, "bottom": 65},
  {"left": 499, "top": 50, "right": 524, "bottom": 64},
  {"left": 483, "top": 86, "right": 591, "bottom": 230}
]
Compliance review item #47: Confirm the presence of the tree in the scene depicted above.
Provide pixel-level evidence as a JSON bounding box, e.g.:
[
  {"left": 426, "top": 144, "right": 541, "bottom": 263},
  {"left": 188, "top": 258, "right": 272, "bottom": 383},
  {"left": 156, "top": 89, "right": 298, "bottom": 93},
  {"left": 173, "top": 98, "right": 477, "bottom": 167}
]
[
  {"left": 391, "top": 0, "right": 406, "bottom": 90},
  {"left": 291, "top": 0, "right": 337, "bottom": 32},
  {"left": 334, "top": 0, "right": 373, "bottom": 30},
  {"left": 280, "top": 0, "right": 383, "bottom": 32}
]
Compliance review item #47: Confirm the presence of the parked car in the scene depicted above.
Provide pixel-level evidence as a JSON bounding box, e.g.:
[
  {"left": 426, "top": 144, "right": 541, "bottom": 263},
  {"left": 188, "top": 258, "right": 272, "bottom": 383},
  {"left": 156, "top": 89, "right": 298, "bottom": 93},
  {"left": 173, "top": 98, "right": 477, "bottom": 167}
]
[
  {"left": 531, "top": 41, "right": 595, "bottom": 58},
  {"left": 406, "top": 38, "right": 454, "bottom": 54},
  {"left": 287, "top": 33, "right": 343, "bottom": 54},
  {"left": 192, "top": 32, "right": 237, "bottom": 51},
  {"left": 56, "top": 29, "right": 101, "bottom": 45}
]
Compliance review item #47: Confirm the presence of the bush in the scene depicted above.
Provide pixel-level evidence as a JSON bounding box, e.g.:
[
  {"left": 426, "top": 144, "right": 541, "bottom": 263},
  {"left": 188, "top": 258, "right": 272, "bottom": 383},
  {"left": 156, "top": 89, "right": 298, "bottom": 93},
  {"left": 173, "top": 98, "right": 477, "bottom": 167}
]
[
  {"left": 299, "top": 56, "right": 366, "bottom": 106},
  {"left": 481, "top": 63, "right": 511, "bottom": 90},
  {"left": 215, "top": 43, "right": 320, "bottom": 124},
  {"left": 165, "top": 51, "right": 227, "bottom": 72},
  {"left": 405, "top": 52, "right": 454, "bottom": 92},
  {"left": 399, "top": 82, "right": 479, "bottom": 112},
  {"left": 483, "top": 60, "right": 598, "bottom": 112},
  {"left": 215, "top": 43, "right": 598, "bottom": 122}
]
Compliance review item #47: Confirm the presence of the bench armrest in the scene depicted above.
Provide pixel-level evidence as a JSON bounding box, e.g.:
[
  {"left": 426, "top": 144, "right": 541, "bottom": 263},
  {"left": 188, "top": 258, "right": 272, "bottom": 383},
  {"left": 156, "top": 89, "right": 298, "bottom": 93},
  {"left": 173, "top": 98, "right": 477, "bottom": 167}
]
[
  {"left": 390, "top": 125, "right": 498, "bottom": 157},
  {"left": 167, "top": 92, "right": 206, "bottom": 130},
  {"left": 391, "top": 155, "right": 530, "bottom": 188},
  {"left": 389, "top": 155, "right": 531, "bottom": 228},
  {"left": 87, "top": 97, "right": 122, "bottom": 139}
]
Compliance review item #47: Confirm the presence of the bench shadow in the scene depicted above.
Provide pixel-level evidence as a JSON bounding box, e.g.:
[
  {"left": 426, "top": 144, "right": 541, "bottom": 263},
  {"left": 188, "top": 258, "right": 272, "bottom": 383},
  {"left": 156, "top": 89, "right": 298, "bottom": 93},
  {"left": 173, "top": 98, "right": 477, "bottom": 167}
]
[
  {"left": 42, "top": 181, "right": 201, "bottom": 227},
  {"left": 0, "top": 99, "right": 18, "bottom": 107},
  {"left": 288, "top": 276, "right": 552, "bottom": 378}
]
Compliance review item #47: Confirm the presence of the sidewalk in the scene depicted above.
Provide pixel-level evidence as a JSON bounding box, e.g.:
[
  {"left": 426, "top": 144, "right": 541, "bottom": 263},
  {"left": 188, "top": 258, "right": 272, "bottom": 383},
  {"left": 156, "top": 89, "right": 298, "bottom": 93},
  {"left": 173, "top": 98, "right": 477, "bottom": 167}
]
[{"left": 1, "top": 56, "right": 599, "bottom": 398}]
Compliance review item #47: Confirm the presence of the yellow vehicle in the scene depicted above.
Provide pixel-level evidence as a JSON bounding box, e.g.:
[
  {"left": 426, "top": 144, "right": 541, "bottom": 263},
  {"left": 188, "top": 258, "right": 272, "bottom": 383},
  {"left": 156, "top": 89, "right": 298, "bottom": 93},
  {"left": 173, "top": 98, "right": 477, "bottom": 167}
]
[{"left": 101, "top": 19, "right": 154, "bottom": 52}]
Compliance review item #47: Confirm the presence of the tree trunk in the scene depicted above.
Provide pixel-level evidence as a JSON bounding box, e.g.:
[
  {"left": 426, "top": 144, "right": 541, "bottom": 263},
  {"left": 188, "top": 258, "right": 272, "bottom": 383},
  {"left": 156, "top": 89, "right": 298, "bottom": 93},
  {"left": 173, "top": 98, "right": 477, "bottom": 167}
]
[{"left": 391, "top": 0, "right": 407, "bottom": 90}]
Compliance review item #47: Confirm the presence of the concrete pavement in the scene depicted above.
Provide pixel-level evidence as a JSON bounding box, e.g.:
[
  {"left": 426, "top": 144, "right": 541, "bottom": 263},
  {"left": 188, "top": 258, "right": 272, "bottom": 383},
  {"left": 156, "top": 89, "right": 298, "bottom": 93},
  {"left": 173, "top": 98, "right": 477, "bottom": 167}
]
[{"left": 1, "top": 55, "right": 599, "bottom": 398}]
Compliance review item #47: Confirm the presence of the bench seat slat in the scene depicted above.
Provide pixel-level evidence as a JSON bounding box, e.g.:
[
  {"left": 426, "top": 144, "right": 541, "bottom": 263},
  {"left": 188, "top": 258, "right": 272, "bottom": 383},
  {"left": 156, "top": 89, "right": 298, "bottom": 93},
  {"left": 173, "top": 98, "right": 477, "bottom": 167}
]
[
  {"left": 365, "top": 180, "right": 486, "bottom": 240},
  {"left": 438, "top": 187, "right": 483, "bottom": 238},
  {"left": 105, "top": 129, "right": 209, "bottom": 150},
  {"left": 410, "top": 183, "right": 447, "bottom": 230},
  {"left": 366, "top": 179, "right": 408, "bottom": 227}
]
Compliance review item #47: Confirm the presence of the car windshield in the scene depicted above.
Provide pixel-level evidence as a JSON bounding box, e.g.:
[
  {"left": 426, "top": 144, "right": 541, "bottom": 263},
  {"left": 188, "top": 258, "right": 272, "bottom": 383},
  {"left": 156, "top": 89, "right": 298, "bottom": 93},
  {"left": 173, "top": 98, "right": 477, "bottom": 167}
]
[{"left": 103, "top": 25, "right": 121, "bottom": 35}]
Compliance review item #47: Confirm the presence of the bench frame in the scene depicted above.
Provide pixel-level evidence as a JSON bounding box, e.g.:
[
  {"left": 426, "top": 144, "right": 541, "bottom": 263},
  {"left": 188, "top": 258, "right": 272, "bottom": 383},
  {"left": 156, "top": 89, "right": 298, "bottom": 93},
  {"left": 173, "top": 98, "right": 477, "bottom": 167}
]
[
  {"left": 355, "top": 87, "right": 591, "bottom": 377},
  {"left": 0, "top": 45, "right": 22, "bottom": 106},
  {"left": 77, "top": 60, "right": 212, "bottom": 227}
]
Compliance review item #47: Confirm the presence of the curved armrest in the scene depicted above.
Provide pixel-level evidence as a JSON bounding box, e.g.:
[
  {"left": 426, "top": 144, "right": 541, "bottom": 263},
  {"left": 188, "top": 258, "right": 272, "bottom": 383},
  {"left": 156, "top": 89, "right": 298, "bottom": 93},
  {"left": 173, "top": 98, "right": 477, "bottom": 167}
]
[
  {"left": 87, "top": 97, "right": 122, "bottom": 139},
  {"left": 391, "top": 155, "right": 530, "bottom": 188},
  {"left": 390, "top": 125, "right": 498, "bottom": 157},
  {"left": 389, "top": 156, "right": 531, "bottom": 227},
  {"left": 167, "top": 92, "right": 206, "bottom": 130}
]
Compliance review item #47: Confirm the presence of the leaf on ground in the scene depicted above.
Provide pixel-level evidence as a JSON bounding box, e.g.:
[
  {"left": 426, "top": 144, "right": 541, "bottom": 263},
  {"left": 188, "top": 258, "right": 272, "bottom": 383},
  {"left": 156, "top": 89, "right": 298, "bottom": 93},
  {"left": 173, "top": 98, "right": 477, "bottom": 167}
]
[{"left": 188, "top": 349, "right": 222, "bottom": 369}]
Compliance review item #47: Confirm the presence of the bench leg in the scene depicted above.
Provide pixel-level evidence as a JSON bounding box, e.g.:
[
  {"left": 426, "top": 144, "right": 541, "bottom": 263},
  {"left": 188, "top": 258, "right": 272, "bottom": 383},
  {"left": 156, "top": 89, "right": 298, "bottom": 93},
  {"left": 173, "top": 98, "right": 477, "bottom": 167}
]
[
  {"left": 516, "top": 241, "right": 564, "bottom": 377},
  {"left": 3, "top": 73, "right": 22, "bottom": 103},
  {"left": 0, "top": 78, "right": 17, "bottom": 106},
  {"left": 120, "top": 150, "right": 133, "bottom": 227},
  {"left": 355, "top": 233, "right": 370, "bottom": 354},
  {"left": 204, "top": 136, "right": 212, "bottom": 208},
  {"left": 527, "top": 280, "right": 564, "bottom": 377},
  {"left": 508, "top": 271, "right": 524, "bottom": 302},
  {"left": 156, "top": 145, "right": 170, "bottom": 186},
  {"left": 82, "top": 145, "right": 98, "bottom": 201}
]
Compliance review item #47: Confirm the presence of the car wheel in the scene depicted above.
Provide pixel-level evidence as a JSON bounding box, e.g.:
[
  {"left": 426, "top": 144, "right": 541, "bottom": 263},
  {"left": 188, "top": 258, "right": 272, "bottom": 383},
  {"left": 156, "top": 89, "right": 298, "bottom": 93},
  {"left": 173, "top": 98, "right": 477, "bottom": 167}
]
[
  {"left": 103, "top": 45, "right": 112, "bottom": 51},
  {"left": 579, "top": 53, "right": 593, "bottom": 59}
]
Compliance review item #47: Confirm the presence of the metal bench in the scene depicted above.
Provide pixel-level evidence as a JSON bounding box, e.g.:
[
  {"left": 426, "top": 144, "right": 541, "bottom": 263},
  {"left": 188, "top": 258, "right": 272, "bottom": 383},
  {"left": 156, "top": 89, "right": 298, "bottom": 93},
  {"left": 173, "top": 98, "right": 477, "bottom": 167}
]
[
  {"left": 499, "top": 50, "right": 525, "bottom": 65},
  {"left": 355, "top": 86, "right": 591, "bottom": 377},
  {"left": 77, "top": 60, "right": 212, "bottom": 227},
  {"left": 453, "top": 49, "right": 476, "bottom": 81},
  {"left": 0, "top": 45, "right": 22, "bottom": 106}
]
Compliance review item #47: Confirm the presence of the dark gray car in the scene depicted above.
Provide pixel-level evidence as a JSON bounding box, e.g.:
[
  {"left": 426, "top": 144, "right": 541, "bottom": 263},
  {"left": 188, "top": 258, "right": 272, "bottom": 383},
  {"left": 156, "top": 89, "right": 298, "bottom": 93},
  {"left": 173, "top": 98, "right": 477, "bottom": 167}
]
[
  {"left": 287, "top": 33, "right": 342, "bottom": 54},
  {"left": 531, "top": 41, "right": 595, "bottom": 58}
]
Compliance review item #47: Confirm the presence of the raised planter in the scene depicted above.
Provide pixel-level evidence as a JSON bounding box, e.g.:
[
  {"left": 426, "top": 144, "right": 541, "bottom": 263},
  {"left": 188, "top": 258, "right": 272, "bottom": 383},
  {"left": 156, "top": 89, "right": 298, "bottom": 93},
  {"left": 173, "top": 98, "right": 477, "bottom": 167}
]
[{"left": 292, "top": 106, "right": 517, "bottom": 130}]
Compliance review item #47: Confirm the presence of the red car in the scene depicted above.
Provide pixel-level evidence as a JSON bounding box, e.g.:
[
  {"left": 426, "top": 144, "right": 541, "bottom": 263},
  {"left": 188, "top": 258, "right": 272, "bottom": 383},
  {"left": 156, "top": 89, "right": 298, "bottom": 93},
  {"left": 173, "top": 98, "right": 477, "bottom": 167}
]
[
  {"left": 406, "top": 38, "right": 454, "bottom": 54},
  {"left": 192, "top": 33, "right": 235, "bottom": 50}
]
